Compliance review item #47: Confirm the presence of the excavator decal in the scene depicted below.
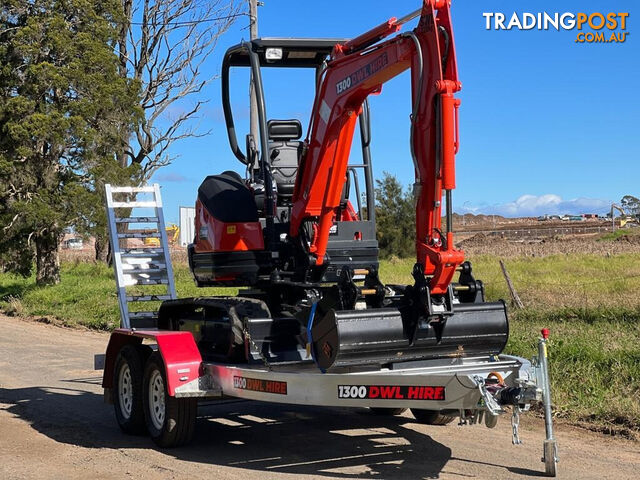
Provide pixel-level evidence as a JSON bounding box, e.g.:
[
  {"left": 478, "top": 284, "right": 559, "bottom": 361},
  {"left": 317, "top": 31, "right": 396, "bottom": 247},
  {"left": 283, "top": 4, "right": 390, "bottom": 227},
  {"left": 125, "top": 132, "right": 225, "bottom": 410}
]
[{"left": 335, "top": 52, "right": 389, "bottom": 95}]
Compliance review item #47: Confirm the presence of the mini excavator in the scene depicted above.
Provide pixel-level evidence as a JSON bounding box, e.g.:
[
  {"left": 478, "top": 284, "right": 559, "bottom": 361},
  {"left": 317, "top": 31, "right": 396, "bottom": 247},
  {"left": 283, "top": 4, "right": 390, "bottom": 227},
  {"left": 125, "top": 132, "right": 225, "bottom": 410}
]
[
  {"left": 166, "top": 0, "right": 510, "bottom": 370},
  {"left": 102, "top": 4, "right": 558, "bottom": 473}
]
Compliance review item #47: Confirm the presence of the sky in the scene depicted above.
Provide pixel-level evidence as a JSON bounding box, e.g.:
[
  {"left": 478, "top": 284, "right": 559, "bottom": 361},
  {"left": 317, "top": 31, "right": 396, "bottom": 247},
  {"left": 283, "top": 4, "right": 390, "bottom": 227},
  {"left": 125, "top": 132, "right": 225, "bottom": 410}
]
[{"left": 149, "top": 0, "right": 639, "bottom": 223}]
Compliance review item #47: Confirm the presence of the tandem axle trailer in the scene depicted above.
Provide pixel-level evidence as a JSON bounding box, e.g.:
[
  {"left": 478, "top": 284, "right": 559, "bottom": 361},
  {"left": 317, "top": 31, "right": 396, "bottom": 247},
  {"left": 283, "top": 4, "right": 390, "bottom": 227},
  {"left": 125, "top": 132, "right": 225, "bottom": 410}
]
[
  {"left": 100, "top": 327, "right": 558, "bottom": 476},
  {"left": 99, "top": 184, "right": 559, "bottom": 477}
]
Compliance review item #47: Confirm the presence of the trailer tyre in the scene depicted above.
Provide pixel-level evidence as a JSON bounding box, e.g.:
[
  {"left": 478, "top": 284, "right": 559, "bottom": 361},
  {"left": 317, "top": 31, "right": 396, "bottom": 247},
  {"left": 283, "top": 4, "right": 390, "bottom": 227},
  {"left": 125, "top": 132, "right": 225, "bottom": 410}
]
[
  {"left": 143, "top": 353, "right": 197, "bottom": 448},
  {"left": 410, "top": 409, "right": 456, "bottom": 425},
  {"left": 113, "top": 345, "right": 146, "bottom": 435},
  {"left": 369, "top": 408, "right": 407, "bottom": 416}
]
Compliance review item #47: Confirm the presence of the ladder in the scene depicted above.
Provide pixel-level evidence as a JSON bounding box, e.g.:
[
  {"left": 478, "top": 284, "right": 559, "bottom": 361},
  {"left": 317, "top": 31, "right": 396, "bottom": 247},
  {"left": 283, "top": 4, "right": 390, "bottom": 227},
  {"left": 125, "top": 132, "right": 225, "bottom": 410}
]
[{"left": 105, "top": 184, "right": 177, "bottom": 329}]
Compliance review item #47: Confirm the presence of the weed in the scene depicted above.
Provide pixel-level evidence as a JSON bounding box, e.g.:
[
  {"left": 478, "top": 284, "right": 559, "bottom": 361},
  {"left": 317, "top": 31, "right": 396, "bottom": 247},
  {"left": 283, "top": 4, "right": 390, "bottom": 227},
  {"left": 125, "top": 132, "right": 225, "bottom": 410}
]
[{"left": 4, "top": 296, "right": 24, "bottom": 316}]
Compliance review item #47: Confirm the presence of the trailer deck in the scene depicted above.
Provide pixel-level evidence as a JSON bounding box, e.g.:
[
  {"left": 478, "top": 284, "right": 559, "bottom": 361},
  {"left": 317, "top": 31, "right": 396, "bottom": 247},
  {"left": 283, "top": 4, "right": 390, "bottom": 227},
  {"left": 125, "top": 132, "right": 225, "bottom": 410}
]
[{"left": 194, "top": 355, "right": 528, "bottom": 409}]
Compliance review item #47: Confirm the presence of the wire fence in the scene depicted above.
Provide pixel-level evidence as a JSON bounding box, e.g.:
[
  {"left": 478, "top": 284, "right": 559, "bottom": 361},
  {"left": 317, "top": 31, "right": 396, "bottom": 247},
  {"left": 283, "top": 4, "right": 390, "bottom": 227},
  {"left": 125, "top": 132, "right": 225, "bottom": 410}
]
[
  {"left": 487, "top": 263, "right": 640, "bottom": 312},
  {"left": 458, "top": 224, "right": 615, "bottom": 239}
]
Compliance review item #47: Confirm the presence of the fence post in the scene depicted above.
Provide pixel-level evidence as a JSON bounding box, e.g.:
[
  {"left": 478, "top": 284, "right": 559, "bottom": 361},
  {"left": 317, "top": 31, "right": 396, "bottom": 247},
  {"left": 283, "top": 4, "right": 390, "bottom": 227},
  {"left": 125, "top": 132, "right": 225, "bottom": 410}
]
[{"left": 500, "top": 259, "right": 524, "bottom": 309}]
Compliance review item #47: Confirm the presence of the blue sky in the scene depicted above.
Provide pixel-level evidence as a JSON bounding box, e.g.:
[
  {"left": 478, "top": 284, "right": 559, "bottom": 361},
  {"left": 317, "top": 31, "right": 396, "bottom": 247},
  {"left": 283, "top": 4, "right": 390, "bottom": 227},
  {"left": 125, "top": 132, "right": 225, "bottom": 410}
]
[{"left": 151, "top": 0, "right": 639, "bottom": 223}]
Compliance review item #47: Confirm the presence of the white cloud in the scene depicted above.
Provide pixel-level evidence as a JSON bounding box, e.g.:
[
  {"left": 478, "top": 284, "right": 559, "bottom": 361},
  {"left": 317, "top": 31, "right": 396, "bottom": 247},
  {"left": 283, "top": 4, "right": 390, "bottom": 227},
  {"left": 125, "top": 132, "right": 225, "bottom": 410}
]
[{"left": 458, "top": 194, "right": 611, "bottom": 217}]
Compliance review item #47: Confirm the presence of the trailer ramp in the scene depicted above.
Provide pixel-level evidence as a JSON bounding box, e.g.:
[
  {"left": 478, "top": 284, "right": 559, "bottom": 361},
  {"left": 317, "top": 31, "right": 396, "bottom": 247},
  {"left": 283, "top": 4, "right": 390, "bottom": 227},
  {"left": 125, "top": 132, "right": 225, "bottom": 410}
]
[{"left": 105, "top": 184, "right": 177, "bottom": 329}]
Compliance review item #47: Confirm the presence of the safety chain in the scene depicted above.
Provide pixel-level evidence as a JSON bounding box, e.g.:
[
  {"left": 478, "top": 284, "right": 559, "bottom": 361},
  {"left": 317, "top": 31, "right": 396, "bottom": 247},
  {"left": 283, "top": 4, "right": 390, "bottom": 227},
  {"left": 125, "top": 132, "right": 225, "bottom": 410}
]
[{"left": 473, "top": 375, "right": 505, "bottom": 416}]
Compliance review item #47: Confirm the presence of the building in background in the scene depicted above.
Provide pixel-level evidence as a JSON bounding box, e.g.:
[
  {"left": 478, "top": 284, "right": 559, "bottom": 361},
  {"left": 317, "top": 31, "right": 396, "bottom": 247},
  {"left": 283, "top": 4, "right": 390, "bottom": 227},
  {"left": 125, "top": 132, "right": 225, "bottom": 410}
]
[{"left": 179, "top": 206, "right": 196, "bottom": 247}]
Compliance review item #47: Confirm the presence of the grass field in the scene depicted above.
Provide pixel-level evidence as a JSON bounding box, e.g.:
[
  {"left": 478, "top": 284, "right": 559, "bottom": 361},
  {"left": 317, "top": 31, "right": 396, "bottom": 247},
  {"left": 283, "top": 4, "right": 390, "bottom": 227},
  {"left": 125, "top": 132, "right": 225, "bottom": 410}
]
[{"left": 1, "top": 254, "right": 639, "bottom": 437}]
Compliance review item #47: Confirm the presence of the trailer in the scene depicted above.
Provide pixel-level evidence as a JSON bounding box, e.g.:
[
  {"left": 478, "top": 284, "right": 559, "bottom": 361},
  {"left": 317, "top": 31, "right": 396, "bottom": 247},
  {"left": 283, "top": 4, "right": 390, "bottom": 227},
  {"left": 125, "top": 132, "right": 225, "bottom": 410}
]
[{"left": 99, "top": 183, "right": 558, "bottom": 477}]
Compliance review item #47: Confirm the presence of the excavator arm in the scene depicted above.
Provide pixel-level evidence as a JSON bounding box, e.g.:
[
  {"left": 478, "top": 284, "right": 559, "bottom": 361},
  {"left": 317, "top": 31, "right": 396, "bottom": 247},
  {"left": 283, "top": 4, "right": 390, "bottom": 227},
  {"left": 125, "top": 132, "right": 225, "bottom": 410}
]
[{"left": 290, "top": 0, "right": 463, "bottom": 295}]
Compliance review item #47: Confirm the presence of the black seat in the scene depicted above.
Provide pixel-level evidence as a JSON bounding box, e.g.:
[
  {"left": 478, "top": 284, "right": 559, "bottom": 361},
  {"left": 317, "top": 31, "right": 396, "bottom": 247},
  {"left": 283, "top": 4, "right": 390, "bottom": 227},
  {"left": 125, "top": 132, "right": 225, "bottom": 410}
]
[
  {"left": 267, "top": 119, "right": 302, "bottom": 204},
  {"left": 198, "top": 172, "right": 258, "bottom": 223}
]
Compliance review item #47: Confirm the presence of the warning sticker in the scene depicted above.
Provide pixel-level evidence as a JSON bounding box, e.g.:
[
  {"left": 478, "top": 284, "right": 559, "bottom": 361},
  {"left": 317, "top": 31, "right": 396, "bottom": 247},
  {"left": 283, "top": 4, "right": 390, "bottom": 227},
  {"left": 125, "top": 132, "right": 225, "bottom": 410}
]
[
  {"left": 319, "top": 99, "right": 331, "bottom": 124},
  {"left": 233, "top": 376, "right": 287, "bottom": 395},
  {"left": 338, "top": 385, "right": 445, "bottom": 401}
]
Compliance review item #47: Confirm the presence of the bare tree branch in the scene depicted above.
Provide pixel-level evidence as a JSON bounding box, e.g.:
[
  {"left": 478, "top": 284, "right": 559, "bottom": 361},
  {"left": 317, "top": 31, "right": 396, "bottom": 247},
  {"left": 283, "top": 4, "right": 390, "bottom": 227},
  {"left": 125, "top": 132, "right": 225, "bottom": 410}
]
[{"left": 116, "top": 0, "right": 242, "bottom": 182}]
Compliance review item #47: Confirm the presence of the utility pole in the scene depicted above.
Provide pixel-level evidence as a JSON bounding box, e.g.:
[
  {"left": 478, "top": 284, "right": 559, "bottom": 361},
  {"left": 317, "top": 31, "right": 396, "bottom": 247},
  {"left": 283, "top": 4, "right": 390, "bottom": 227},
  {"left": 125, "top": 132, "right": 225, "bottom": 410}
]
[{"left": 249, "top": 0, "right": 259, "bottom": 163}]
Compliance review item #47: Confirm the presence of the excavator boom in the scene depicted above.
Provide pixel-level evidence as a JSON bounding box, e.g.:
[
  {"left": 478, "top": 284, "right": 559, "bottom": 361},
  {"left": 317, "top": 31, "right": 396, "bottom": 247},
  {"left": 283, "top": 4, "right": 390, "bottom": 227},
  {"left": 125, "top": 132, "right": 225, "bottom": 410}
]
[{"left": 291, "top": 0, "right": 463, "bottom": 294}]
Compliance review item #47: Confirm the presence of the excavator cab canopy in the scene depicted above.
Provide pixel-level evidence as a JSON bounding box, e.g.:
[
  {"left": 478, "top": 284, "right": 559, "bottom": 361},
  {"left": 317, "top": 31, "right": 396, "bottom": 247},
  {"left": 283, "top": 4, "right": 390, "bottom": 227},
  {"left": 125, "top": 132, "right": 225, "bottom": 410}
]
[
  {"left": 224, "top": 38, "right": 347, "bottom": 68},
  {"left": 220, "top": 36, "right": 378, "bottom": 277},
  {"left": 221, "top": 38, "right": 349, "bottom": 167},
  {"left": 221, "top": 37, "right": 376, "bottom": 224}
]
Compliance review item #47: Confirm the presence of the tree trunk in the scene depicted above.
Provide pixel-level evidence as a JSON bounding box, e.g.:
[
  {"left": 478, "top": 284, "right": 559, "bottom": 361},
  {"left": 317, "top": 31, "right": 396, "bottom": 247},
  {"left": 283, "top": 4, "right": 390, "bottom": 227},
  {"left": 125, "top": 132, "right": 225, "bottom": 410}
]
[
  {"left": 35, "top": 230, "right": 61, "bottom": 286},
  {"left": 117, "top": 0, "right": 133, "bottom": 169},
  {"left": 95, "top": 234, "right": 109, "bottom": 263}
]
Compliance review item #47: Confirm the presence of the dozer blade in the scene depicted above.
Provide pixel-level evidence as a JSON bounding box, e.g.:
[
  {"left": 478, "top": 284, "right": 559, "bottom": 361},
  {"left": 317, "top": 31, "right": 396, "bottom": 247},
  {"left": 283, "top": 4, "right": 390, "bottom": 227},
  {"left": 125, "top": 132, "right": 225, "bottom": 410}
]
[{"left": 310, "top": 302, "right": 508, "bottom": 371}]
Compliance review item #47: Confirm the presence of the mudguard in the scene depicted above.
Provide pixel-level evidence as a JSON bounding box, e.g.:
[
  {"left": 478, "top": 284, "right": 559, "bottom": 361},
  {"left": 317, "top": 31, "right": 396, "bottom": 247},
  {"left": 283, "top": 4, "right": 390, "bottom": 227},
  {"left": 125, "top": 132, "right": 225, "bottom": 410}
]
[{"left": 102, "top": 329, "right": 202, "bottom": 396}]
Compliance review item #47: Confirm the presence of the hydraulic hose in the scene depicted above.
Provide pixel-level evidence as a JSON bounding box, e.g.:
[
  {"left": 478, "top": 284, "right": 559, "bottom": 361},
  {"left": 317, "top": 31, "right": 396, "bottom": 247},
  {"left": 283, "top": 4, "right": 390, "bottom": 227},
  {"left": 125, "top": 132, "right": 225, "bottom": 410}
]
[{"left": 404, "top": 32, "right": 424, "bottom": 185}]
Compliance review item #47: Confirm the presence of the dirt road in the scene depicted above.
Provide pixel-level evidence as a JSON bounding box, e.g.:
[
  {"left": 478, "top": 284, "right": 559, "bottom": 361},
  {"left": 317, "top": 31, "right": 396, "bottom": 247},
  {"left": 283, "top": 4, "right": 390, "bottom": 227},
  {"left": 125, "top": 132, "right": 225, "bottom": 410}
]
[{"left": 1, "top": 315, "right": 638, "bottom": 480}]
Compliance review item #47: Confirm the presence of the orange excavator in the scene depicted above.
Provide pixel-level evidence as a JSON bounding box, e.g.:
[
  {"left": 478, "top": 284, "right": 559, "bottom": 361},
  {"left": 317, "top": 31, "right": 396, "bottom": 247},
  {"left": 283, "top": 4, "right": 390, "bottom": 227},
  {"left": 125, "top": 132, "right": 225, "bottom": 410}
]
[{"left": 183, "top": 0, "right": 508, "bottom": 369}]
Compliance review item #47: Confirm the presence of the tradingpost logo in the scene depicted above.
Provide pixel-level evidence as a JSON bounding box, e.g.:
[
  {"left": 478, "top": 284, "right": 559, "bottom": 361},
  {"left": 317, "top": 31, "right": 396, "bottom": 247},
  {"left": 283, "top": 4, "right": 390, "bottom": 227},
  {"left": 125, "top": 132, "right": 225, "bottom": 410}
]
[{"left": 483, "top": 11, "right": 630, "bottom": 43}]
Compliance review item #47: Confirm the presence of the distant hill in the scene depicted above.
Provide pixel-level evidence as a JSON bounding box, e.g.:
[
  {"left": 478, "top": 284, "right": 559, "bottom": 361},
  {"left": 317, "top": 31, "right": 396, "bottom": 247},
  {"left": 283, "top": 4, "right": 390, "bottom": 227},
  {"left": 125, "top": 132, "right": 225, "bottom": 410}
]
[{"left": 450, "top": 213, "right": 536, "bottom": 227}]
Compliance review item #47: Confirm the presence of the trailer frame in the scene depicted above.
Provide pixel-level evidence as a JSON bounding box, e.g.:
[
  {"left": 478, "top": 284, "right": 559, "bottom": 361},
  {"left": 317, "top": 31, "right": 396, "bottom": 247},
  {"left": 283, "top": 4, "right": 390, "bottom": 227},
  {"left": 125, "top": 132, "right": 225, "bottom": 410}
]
[{"left": 100, "top": 326, "right": 557, "bottom": 476}]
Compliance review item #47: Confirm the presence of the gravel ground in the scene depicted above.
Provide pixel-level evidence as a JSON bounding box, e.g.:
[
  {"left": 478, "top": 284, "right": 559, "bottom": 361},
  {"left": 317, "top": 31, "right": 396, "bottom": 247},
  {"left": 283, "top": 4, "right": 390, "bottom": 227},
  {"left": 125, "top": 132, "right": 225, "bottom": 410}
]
[{"left": 1, "top": 314, "right": 639, "bottom": 480}]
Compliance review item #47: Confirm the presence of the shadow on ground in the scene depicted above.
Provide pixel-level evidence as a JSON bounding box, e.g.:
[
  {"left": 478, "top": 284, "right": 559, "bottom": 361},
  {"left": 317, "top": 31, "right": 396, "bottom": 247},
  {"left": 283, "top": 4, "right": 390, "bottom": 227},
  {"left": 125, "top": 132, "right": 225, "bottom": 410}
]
[
  {"left": 0, "top": 281, "right": 36, "bottom": 302},
  {"left": 0, "top": 382, "right": 542, "bottom": 478}
]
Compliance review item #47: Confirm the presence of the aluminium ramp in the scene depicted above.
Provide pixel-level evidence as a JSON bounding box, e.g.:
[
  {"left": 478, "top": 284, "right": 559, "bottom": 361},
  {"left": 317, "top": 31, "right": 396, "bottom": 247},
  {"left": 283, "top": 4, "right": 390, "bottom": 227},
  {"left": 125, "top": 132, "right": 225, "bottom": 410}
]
[{"left": 105, "top": 184, "right": 177, "bottom": 328}]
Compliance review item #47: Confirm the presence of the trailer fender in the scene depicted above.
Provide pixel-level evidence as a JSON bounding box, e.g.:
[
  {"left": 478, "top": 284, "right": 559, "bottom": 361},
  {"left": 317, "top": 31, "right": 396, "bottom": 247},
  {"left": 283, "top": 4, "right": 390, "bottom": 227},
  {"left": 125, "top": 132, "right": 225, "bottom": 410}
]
[{"left": 102, "top": 329, "right": 203, "bottom": 396}]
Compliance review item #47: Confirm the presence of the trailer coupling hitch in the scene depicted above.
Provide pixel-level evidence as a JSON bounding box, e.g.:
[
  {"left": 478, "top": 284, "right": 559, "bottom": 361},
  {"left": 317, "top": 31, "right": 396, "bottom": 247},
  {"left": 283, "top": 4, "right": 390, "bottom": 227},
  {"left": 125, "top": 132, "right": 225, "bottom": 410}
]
[{"left": 476, "top": 329, "right": 559, "bottom": 476}]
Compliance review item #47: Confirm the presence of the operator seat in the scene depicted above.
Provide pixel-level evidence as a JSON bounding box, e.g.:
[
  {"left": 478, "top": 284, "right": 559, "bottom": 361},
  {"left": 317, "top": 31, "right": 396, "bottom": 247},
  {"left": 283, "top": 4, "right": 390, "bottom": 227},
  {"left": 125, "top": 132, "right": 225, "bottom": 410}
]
[{"left": 267, "top": 119, "right": 303, "bottom": 205}]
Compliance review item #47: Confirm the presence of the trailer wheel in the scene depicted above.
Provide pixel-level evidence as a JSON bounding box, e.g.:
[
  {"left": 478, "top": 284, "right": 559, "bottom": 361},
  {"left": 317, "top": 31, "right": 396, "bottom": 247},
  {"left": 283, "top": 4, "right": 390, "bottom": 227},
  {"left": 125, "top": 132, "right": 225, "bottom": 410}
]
[
  {"left": 143, "top": 353, "right": 197, "bottom": 448},
  {"left": 410, "top": 409, "right": 456, "bottom": 425},
  {"left": 369, "top": 408, "right": 407, "bottom": 416},
  {"left": 113, "top": 345, "right": 146, "bottom": 435}
]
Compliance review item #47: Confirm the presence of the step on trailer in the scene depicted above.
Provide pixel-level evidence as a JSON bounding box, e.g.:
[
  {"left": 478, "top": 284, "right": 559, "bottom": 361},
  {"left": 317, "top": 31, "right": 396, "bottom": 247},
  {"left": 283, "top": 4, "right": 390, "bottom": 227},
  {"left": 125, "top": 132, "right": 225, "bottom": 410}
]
[{"left": 99, "top": 2, "right": 559, "bottom": 476}]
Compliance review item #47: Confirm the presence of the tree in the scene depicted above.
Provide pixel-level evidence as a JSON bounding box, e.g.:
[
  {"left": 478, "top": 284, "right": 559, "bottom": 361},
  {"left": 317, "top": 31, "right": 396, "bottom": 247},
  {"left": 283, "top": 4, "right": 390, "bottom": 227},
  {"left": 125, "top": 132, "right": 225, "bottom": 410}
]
[
  {"left": 620, "top": 195, "right": 640, "bottom": 217},
  {"left": 0, "top": 0, "right": 140, "bottom": 284},
  {"left": 374, "top": 172, "right": 415, "bottom": 258}
]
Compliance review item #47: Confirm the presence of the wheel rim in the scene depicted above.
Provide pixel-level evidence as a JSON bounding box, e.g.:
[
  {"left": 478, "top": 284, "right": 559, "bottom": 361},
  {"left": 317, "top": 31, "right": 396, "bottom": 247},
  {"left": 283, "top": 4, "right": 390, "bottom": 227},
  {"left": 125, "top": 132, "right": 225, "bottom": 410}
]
[
  {"left": 148, "top": 369, "right": 166, "bottom": 430},
  {"left": 117, "top": 363, "right": 133, "bottom": 419}
]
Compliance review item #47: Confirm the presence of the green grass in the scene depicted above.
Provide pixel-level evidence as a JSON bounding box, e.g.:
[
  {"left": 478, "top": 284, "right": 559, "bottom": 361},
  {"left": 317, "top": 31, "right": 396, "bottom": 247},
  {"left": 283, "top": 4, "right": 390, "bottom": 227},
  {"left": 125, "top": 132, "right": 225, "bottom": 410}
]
[
  {"left": 383, "top": 254, "right": 640, "bottom": 310},
  {"left": 0, "top": 261, "right": 235, "bottom": 330},
  {"left": 1, "top": 255, "right": 639, "bottom": 435},
  {"left": 380, "top": 255, "right": 640, "bottom": 435},
  {"left": 508, "top": 308, "right": 640, "bottom": 435},
  {"left": 598, "top": 228, "right": 640, "bottom": 241}
]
